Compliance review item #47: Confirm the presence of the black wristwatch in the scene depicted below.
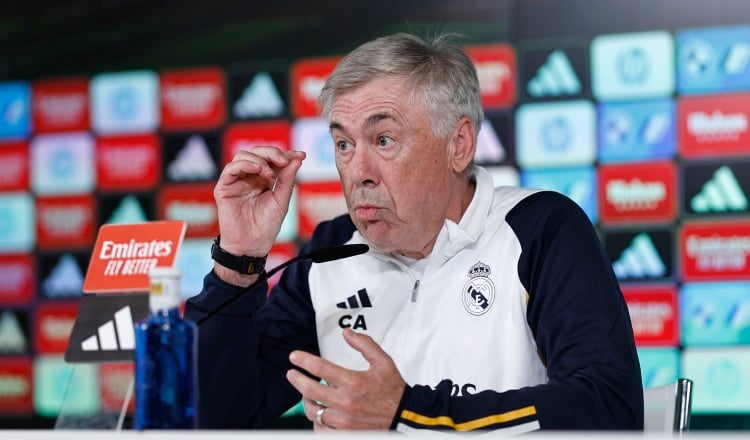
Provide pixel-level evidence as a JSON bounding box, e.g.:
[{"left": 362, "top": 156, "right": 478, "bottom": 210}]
[{"left": 210, "top": 235, "right": 267, "bottom": 275}]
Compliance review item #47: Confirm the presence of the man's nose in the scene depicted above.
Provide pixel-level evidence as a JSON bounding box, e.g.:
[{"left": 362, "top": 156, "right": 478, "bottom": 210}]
[{"left": 349, "top": 145, "right": 379, "bottom": 186}]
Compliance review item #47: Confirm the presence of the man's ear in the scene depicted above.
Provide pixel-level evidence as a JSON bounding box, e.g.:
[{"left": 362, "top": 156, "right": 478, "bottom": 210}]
[{"left": 449, "top": 116, "right": 476, "bottom": 173}]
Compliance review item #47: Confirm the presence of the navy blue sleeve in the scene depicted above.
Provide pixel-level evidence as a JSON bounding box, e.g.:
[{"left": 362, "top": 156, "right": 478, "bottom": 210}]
[
  {"left": 184, "top": 215, "right": 357, "bottom": 428},
  {"left": 393, "top": 191, "right": 643, "bottom": 431},
  {"left": 508, "top": 191, "right": 643, "bottom": 429}
]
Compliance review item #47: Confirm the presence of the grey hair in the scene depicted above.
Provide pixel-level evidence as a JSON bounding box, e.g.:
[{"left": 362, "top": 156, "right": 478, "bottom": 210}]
[{"left": 318, "top": 32, "right": 484, "bottom": 139}]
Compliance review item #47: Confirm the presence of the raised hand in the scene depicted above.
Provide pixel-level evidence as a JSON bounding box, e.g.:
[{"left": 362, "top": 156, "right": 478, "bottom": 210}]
[{"left": 212, "top": 147, "right": 305, "bottom": 285}]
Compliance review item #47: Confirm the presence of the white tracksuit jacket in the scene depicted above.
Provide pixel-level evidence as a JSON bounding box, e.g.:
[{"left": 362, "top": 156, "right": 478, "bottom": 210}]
[{"left": 186, "top": 166, "right": 644, "bottom": 433}]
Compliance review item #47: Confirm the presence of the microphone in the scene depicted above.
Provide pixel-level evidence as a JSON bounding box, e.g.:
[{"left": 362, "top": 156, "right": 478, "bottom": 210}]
[{"left": 195, "top": 243, "right": 369, "bottom": 326}]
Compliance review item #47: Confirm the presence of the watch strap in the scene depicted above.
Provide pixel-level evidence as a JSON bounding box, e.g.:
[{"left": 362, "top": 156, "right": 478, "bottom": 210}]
[{"left": 210, "top": 235, "right": 267, "bottom": 275}]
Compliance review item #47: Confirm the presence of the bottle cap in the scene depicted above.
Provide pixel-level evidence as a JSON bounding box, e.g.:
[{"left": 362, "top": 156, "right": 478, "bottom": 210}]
[{"left": 148, "top": 266, "right": 182, "bottom": 312}]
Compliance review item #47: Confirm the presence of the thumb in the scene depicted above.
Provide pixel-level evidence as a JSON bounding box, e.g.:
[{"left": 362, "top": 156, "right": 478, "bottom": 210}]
[{"left": 342, "top": 328, "right": 388, "bottom": 368}]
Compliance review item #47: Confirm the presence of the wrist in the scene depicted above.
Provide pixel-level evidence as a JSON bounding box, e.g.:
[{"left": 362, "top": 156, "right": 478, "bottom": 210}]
[{"left": 213, "top": 263, "right": 260, "bottom": 288}]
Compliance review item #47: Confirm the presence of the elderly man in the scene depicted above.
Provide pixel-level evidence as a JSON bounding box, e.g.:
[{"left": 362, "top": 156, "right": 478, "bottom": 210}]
[{"left": 185, "top": 32, "right": 643, "bottom": 433}]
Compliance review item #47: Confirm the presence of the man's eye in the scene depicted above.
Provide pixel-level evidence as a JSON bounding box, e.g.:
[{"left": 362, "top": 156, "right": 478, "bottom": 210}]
[
  {"left": 337, "top": 140, "right": 352, "bottom": 151},
  {"left": 377, "top": 136, "right": 394, "bottom": 148}
]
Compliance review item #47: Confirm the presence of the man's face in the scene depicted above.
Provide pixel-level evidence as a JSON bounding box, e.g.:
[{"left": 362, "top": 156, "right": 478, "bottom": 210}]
[{"left": 329, "top": 76, "right": 461, "bottom": 258}]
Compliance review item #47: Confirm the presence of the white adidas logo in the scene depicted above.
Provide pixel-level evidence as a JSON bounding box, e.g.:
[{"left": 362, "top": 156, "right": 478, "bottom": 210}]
[
  {"left": 233, "top": 72, "right": 285, "bottom": 118},
  {"left": 612, "top": 233, "right": 666, "bottom": 278},
  {"left": 167, "top": 135, "right": 217, "bottom": 181},
  {"left": 0, "top": 311, "right": 27, "bottom": 353},
  {"left": 107, "top": 195, "right": 148, "bottom": 224},
  {"left": 42, "top": 253, "right": 83, "bottom": 298},
  {"left": 81, "top": 306, "right": 135, "bottom": 351},
  {"left": 527, "top": 50, "right": 581, "bottom": 97},
  {"left": 691, "top": 165, "right": 748, "bottom": 213}
]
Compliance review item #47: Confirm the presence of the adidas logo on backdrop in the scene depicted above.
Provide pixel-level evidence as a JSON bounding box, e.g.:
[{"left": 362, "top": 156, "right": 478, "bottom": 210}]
[
  {"left": 612, "top": 233, "right": 666, "bottom": 279},
  {"left": 691, "top": 165, "right": 748, "bottom": 213}
]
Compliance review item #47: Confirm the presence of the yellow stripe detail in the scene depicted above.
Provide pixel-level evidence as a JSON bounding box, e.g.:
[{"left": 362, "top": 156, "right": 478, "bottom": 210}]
[{"left": 400, "top": 405, "right": 537, "bottom": 431}]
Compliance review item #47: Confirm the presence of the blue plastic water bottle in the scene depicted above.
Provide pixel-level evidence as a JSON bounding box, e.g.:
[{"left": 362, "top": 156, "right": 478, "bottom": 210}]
[{"left": 134, "top": 266, "right": 197, "bottom": 429}]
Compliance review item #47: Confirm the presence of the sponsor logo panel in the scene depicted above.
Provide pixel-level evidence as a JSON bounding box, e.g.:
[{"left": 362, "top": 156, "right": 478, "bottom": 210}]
[
  {"left": 598, "top": 161, "right": 676, "bottom": 224},
  {"left": 65, "top": 294, "right": 149, "bottom": 363},
  {"left": 37, "top": 252, "right": 88, "bottom": 299},
  {"left": 677, "top": 25, "right": 750, "bottom": 94},
  {"left": 97, "top": 193, "right": 154, "bottom": 225},
  {"left": 34, "top": 300, "right": 79, "bottom": 354},
  {"left": 681, "top": 282, "right": 750, "bottom": 346},
  {"left": 516, "top": 100, "right": 596, "bottom": 169},
  {"left": 160, "top": 67, "right": 225, "bottom": 130},
  {"left": 0, "top": 309, "right": 30, "bottom": 355},
  {"left": 0, "top": 142, "right": 29, "bottom": 191},
  {"left": 464, "top": 44, "right": 516, "bottom": 109},
  {"left": 597, "top": 99, "right": 676, "bottom": 163},
  {"left": 30, "top": 132, "right": 96, "bottom": 196},
  {"left": 162, "top": 131, "right": 220, "bottom": 183},
  {"left": 97, "top": 134, "right": 161, "bottom": 191},
  {"left": 682, "top": 347, "right": 750, "bottom": 413},
  {"left": 521, "top": 166, "right": 598, "bottom": 224},
  {"left": 33, "top": 355, "right": 99, "bottom": 417},
  {"left": 0, "top": 192, "right": 35, "bottom": 253},
  {"left": 0, "top": 254, "right": 35, "bottom": 306},
  {"left": 222, "top": 120, "right": 290, "bottom": 165},
  {"left": 678, "top": 93, "right": 750, "bottom": 158},
  {"left": 0, "top": 81, "right": 31, "bottom": 140},
  {"left": 682, "top": 160, "right": 750, "bottom": 217},
  {"left": 90, "top": 70, "right": 159, "bottom": 135},
  {"left": 227, "top": 67, "right": 288, "bottom": 121},
  {"left": 520, "top": 45, "right": 588, "bottom": 101},
  {"left": 36, "top": 195, "right": 96, "bottom": 249},
  {"left": 680, "top": 221, "right": 750, "bottom": 281},
  {"left": 290, "top": 57, "right": 340, "bottom": 118},
  {"left": 591, "top": 31, "right": 675, "bottom": 101},
  {"left": 32, "top": 77, "right": 89, "bottom": 133},
  {"left": 604, "top": 228, "right": 673, "bottom": 281},
  {"left": 0, "top": 356, "right": 33, "bottom": 414},
  {"left": 297, "top": 181, "right": 347, "bottom": 240},
  {"left": 82, "top": 220, "right": 185, "bottom": 294},
  {"left": 622, "top": 285, "right": 678, "bottom": 346},
  {"left": 158, "top": 183, "right": 218, "bottom": 238}
]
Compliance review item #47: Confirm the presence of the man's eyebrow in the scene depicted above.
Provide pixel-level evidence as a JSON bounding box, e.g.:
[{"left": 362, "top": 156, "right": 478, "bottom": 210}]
[
  {"left": 364, "top": 112, "right": 395, "bottom": 129},
  {"left": 329, "top": 112, "right": 396, "bottom": 133}
]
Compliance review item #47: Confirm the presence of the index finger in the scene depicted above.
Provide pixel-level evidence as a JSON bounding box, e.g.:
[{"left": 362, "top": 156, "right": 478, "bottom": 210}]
[
  {"left": 289, "top": 350, "right": 352, "bottom": 387},
  {"left": 233, "top": 146, "right": 305, "bottom": 167}
]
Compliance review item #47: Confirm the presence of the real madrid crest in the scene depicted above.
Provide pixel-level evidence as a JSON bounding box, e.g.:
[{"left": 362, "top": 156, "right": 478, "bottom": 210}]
[{"left": 463, "top": 261, "right": 495, "bottom": 316}]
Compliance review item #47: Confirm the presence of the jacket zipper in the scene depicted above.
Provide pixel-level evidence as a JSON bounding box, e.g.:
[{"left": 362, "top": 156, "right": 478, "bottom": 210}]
[{"left": 410, "top": 280, "right": 421, "bottom": 302}]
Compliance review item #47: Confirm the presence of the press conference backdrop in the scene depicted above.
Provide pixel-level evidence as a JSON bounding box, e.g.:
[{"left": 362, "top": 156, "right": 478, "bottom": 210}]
[{"left": 1, "top": 0, "right": 750, "bottom": 430}]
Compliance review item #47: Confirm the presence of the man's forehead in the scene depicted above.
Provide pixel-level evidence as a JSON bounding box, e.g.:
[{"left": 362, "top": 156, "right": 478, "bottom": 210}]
[{"left": 327, "top": 79, "right": 419, "bottom": 130}]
